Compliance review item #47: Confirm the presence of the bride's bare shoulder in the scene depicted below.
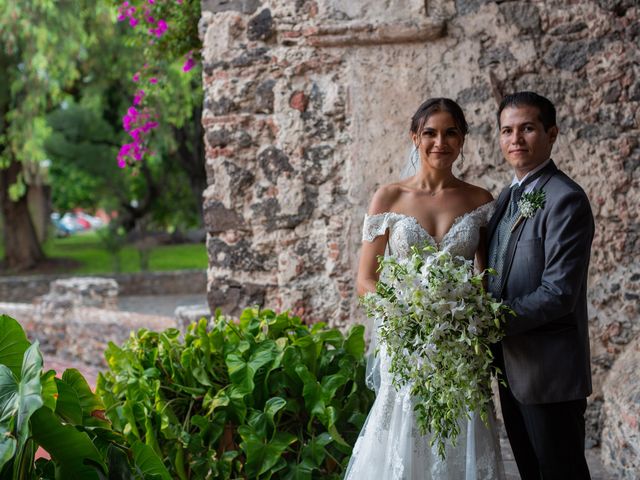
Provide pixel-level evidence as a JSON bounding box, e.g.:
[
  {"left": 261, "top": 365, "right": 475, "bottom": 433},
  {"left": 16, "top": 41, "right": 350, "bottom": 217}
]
[
  {"left": 458, "top": 181, "right": 494, "bottom": 207},
  {"left": 367, "top": 182, "right": 407, "bottom": 215}
]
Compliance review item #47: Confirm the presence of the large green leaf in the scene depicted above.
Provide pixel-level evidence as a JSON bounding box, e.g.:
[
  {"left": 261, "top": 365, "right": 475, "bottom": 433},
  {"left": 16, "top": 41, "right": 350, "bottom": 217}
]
[
  {"left": 239, "top": 430, "right": 297, "bottom": 478},
  {"left": 130, "top": 441, "right": 172, "bottom": 480},
  {"left": 40, "top": 370, "right": 58, "bottom": 411},
  {"left": 30, "top": 407, "right": 106, "bottom": 479},
  {"left": 301, "top": 433, "right": 332, "bottom": 466},
  {"left": 0, "top": 316, "right": 30, "bottom": 378},
  {"left": 343, "top": 325, "right": 365, "bottom": 358},
  {"left": 294, "top": 336, "right": 321, "bottom": 373},
  {"left": 295, "top": 364, "right": 325, "bottom": 420},
  {"left": 0, "top": 342, "right": 44, "bottom": 453},
  {"left": 226, "top": 340, "right": 278, "bottom": 396},
  {"left": 0, "top": 365, "right": 18, "bottom": 425},
  {"left": 321, "top": 373, "right": 349, "bottom": 400},
  {"left": 54, "top": 378, "right": 83, "bottom": 425},
  {"left": 0, "top": 424, "right": 16, "bottom": 473},
  {"left": 283, "top": 458, "right": 315, "bottom": 480},
  {"left": 61, "top": 369, "right": 107, "bottom": 426},
  {"left": 244, "top": 397, "right": 287, "bottom": 440}
]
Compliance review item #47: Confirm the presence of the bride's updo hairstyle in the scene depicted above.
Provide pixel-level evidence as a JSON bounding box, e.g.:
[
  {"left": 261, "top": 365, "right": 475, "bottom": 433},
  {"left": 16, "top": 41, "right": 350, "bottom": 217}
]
[{"left": 410, "top": 98, "right": 469, "bottom": 138}]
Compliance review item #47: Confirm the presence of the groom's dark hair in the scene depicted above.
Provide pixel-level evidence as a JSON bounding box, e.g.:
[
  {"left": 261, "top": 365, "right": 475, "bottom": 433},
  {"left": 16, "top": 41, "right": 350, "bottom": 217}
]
[{"left": 497, "top": 91, "right": 557, "bottom": 131}]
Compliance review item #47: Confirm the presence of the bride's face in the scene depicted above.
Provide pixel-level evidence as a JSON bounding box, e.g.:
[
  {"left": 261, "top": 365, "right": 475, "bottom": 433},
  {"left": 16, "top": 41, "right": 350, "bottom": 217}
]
[{"left": 413, "top": 111, "right": 464, "bottom": 170}]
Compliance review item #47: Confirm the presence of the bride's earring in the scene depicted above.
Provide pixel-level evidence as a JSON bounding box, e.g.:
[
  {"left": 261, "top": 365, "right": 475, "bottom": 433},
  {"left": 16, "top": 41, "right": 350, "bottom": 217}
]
[{"left": 412, "top": 145, "right": 420, "bottom": 168}]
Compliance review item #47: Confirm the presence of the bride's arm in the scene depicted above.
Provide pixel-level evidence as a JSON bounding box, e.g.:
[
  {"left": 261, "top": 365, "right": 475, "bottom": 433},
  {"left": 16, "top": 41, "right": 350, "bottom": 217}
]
[
  {"left": 357, "top": 234, "right": 388, "bottom": 296},
  {"left": 356, "top": 185, "right": 397, "bottom": 296}
]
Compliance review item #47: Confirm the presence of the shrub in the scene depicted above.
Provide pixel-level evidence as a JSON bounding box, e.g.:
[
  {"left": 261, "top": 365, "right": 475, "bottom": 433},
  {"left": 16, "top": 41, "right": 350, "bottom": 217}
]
[
  {"left": 97, "top": 308, "right": 374, "bottom": 479},
  {"left": 0, "top": 315, "right": 169, "bottom": 479}
]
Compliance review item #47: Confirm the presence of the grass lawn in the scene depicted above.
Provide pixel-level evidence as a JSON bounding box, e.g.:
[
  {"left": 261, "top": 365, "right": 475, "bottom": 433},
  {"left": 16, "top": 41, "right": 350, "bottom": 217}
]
[{"left": 1, "top": 231, "right": 208, "bottom": 275}]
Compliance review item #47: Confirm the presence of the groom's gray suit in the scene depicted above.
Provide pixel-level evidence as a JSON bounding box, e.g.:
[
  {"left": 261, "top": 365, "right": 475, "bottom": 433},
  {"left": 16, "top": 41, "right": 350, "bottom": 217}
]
[{"left": 487, "top": 159, "right": 594, "bottom": 404}]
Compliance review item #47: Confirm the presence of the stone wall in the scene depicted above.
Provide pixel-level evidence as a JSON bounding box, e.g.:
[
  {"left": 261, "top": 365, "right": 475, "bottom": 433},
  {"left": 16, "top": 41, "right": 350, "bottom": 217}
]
[
  {"left": 1, "top": 277, "right": 176, "bottom": 369},
  {"left": 0, "top": 269, "right": 206, "bottom": 303},
  {"left": 602, "top": 336, "right": 640, "bottom": 478},
  {"left": 200, "top": 0, "right": 639, "bottom": 463}
]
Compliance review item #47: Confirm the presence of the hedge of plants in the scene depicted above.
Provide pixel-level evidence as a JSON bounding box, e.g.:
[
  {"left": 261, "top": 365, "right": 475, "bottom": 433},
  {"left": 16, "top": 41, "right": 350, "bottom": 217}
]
[{"left": 0, "top": 308, "right": 374, "bottom": 479}]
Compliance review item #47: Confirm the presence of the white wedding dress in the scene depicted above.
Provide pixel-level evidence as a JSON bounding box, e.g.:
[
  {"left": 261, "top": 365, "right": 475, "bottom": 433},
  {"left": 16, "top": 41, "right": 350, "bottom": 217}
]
[{"left": 345, "top": 202, "right": 505, "bottom": 480}]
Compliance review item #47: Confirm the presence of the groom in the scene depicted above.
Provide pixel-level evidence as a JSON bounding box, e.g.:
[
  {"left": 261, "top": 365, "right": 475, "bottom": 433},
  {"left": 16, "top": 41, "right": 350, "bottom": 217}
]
[{"left": 487, "top": 92, "right": 594, "bottom": 479}]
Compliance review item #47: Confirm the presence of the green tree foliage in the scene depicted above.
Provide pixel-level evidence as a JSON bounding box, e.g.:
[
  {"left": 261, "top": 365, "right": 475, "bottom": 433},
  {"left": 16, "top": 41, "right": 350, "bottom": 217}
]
[
  {"left": 111, "top": 0, "right": 205, "bottom": 228},
  {"left": 0, "top": 0, "right": 107, "bottom": 269},
  {"left": 98, "top": 308, "right": 375, "bottom": 479},
  {"left": 45, "top": 1, "right": 204, "bottom": 233}
]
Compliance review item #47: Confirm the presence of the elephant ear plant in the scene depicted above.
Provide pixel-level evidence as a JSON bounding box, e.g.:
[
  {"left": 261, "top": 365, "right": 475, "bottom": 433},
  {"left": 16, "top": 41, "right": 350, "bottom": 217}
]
[
  {"left": 97, "top": 308, "right": 375, "bottom": 479},
  {"left": 0, "top": 315, "right": 170, "bottom": 479}
]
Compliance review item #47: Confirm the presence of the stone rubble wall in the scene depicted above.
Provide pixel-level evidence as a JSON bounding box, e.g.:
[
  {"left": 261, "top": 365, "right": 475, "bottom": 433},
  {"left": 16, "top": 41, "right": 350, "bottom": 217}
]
[
  {"left": 602, "top": 335, "right": 640, "bottom": 477},
  {"left": 0, "top": 278, "right": 175, "bottom": 369},
  {"left": 200, "top": 0, "right": 639, "bottom": 469},
  {"left": 0, "top": 269, "right": 206, "bottom": 303}
]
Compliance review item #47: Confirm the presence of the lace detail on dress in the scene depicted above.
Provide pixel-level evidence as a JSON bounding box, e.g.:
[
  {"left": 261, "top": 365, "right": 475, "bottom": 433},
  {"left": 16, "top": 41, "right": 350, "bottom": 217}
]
[
  {"left": 362, "top": 212, "right": 395, "bottom": 242},
  {"left": 346, "top": 200, "right": 504, "bottom": 480},
  {"left": 362, "top": 201, "right": 495, "bottom": 259}
]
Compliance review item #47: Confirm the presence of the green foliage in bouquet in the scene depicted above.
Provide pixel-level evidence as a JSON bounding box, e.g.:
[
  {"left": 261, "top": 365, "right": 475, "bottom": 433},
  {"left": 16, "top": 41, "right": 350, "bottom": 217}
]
[
  {"left": 0, "top": 315, "right": 169, "bottom": 480},
  {"left": 362, "top": 245, "right": 512, "bottom": 458},
  {"left": 97, "top": 308, "right": 374, "bottom": 479}
]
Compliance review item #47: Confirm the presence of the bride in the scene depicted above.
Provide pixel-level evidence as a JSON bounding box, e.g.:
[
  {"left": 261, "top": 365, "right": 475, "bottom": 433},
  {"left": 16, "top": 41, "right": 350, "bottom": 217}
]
[{"left": 345, "top": 98, "right": 505, "bottom": 479}]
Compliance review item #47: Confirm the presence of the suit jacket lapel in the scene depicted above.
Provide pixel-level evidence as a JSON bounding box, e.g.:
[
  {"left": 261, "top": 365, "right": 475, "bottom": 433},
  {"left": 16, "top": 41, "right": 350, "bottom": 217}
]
[{"left": 498, "top": 160, "right": 559, "bottom": 295}]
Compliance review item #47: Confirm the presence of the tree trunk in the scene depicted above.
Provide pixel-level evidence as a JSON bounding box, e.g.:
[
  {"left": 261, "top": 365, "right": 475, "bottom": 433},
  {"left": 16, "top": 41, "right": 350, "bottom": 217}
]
[
  {"left": 0, "top": 159, "right": 45, "bottom": 270},
  {"left": 28, "top": 184, "right": 52, "bottom": 244}
]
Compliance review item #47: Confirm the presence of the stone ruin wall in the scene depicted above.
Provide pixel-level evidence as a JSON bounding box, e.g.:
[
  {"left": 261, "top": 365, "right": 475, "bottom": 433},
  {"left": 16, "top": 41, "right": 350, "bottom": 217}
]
[{"left": 200, "top": 0, "right": 639, "bottom": 460}]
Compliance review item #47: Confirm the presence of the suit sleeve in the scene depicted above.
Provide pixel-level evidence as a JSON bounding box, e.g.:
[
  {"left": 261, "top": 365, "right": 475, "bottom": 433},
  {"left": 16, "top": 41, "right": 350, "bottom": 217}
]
[{"left": 505, "top": 190, "right": 594, "bottom": 336}]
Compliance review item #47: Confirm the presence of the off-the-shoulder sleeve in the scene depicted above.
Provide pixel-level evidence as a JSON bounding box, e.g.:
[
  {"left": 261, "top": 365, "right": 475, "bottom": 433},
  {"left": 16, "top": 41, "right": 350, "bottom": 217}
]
[
  {"left": 362, "top": 213, "right": 393, "bottom": 242},
  {"left": 475, "top": 200, "right": 496, "bottom": 226}
]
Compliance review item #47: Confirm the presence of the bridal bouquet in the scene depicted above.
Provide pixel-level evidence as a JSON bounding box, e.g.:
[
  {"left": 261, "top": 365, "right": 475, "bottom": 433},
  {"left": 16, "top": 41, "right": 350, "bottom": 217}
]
[{"left": 362, "top": 244, "right": 512, "bottom": 459}]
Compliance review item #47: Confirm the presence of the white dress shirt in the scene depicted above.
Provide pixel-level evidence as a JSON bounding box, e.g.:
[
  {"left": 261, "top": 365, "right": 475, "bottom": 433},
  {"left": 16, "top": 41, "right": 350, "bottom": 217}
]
[{"left": 510, "top": 157, "right": 552, "bottom": 193}]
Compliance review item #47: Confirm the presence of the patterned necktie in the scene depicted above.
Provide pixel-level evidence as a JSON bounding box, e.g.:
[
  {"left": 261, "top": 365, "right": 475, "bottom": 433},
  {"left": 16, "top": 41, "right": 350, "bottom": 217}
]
[{"left": 488, "top": 184, "right": 524, "bottom": 292}]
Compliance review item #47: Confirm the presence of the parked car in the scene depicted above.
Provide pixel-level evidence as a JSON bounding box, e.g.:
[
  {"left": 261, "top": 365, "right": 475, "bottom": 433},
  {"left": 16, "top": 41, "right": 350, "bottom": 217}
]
[
  {"left": 50, "top": 213, "right": 72, "bottom": 237},
  {"left": 51, "top": 211, "right": 106, "bottom": 236}
]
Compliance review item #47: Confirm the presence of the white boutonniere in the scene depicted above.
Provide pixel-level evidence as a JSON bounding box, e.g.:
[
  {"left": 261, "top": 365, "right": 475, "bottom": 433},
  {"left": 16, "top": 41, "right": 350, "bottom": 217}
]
[{"left": 511, "top": 190, "right": 546, "bottom": 232}]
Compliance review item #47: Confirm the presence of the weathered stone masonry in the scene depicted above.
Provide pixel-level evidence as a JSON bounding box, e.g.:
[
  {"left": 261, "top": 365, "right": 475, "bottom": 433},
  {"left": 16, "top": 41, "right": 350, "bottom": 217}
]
[{"left": 201, "top": 1, "right": 639, "bottom": 474}]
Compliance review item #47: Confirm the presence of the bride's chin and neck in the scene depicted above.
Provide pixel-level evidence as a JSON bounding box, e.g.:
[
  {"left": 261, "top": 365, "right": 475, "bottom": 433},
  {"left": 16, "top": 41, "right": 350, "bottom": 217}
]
[{"left": 406, "top": 158, "right": 461, "bottom": 192}]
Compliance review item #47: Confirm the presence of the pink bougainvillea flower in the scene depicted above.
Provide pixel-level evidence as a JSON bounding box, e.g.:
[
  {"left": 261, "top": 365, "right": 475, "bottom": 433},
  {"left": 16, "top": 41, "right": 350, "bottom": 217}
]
[
  {"left": 149, "top": 19, "right": 167, "bottom": 37},
  {"left": 115, "top": 0, "right": 195, "bottom": 167},
  {"left": 133, "top": 90, "right": 145, "bottom": 105},
  {"left": 182, "top": 57, "right": 196, "bottom": 72},
  {"left": 122, "top": 107, "right": 139, "bottom": 131},
  {"left": 141, "top": 121, "right": 159, "bottom": 132},
  {"left": 130, "top": 128, "right": 143, "bottom": 143},
  {"left": 122, "top": 116, "right": 133, "bottom": 132}
]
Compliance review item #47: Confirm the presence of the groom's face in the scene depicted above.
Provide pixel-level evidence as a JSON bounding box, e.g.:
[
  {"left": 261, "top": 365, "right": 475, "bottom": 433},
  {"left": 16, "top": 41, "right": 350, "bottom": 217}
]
[{"left": 499, "top": 105, "right": 558, "bottom": 178}]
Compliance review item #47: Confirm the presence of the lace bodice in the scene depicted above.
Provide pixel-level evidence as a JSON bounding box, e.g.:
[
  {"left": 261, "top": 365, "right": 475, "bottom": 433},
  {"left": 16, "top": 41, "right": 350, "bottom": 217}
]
[{"left": 362, "top": 201, "right": 495, "bottom": 261}]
